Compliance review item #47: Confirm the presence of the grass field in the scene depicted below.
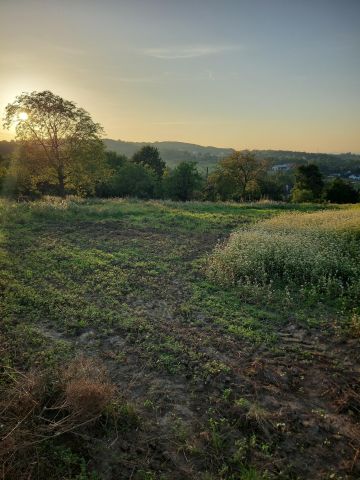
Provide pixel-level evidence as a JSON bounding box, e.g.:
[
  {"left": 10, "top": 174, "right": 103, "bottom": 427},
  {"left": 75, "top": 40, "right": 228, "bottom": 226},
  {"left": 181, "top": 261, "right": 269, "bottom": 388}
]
[{"left": 1, "top": 198, "right": 359, "bottom": 480}]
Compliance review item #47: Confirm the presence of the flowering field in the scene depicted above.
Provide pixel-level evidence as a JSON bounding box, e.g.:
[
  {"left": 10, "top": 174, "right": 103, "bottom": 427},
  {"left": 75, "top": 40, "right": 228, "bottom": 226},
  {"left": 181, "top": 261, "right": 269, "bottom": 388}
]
[{"left": 207, "top": 207, "right": 360, "bottom": 306}]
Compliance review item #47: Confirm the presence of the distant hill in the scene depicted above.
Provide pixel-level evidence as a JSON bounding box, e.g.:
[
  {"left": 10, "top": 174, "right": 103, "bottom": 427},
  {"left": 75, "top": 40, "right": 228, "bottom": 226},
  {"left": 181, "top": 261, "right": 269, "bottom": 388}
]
[
  {"left": 103, "top": 139, "right": 233, "bottom": 171},
  {"left": 104, "top": 139, "right": 360, "bottom": 175},
  {"left": 1, "top": 139, "right": 360, "bottom": 176}
]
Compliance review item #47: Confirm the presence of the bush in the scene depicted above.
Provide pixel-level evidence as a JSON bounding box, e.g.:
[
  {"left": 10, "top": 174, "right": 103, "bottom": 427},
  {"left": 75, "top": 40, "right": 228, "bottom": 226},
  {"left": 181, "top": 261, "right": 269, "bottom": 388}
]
[
  {"left": 291, "top": 188, "right": 316, "bottom": 203},
  {"left": 96, "top": 160, "right": 159, "bottom": 198},
  {"left": 207, "top": 208, "right": 360, "bottom": 299},
  {"left": 324, "top": 178, "right": 359, "bottom": 204}
]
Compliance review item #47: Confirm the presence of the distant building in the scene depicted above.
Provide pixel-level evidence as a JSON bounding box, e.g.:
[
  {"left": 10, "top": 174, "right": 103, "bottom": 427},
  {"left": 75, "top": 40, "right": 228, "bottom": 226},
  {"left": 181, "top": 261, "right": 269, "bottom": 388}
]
[
  {"left": 271, "top": 164, "right": 292, "bottom": 172},
  {"left": 349, "top": 174, "right": 360, "bottom": 180}
]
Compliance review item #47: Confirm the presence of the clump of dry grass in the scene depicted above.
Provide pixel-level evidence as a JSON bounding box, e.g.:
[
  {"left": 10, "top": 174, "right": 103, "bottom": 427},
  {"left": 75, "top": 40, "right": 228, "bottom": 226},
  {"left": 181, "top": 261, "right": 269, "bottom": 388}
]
[
  {"left": 0, "top": 356, "right": 120, "bottom": 480},
  {"left": 61, "top": 356, "right": 116, "bottom": 421},
  {"left": 207, "top": 208, "right": 360, "bottom": 298}
]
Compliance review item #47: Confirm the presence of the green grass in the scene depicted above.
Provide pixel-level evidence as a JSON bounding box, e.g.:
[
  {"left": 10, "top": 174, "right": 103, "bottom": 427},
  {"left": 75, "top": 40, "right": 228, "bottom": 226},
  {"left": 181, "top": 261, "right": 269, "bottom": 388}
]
[{"left": 0, "top": 197, "right": 358, "bottom": 480}]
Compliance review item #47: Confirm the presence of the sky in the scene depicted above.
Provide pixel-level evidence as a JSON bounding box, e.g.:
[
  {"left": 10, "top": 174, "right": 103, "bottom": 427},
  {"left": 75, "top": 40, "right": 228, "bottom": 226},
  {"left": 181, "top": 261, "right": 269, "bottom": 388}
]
[{"left": 1, "top": 0, "right": 360, "bottom": 152}]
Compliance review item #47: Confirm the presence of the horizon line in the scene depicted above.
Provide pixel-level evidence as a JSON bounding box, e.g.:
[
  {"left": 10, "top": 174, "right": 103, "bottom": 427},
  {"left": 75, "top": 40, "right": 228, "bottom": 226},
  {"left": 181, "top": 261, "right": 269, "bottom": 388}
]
[{"left": 1, "top": 135, "right": 358, "bottom": 156}]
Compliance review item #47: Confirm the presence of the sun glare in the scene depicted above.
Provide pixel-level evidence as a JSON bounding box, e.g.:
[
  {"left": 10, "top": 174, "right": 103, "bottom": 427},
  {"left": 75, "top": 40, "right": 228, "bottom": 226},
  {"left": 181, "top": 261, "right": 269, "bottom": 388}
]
[{"left": 18, "top": 111, "right": 28, "bottom": 121}]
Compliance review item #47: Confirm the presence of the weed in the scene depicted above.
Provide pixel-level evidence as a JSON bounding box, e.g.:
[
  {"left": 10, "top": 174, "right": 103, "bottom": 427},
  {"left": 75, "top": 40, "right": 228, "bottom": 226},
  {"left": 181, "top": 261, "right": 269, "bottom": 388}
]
[
  {"left": 350, "top": 312, "right": 360, "bottom": 337},
  {"left": 222, "top": 388, "right": 232, "bottom": 401}
]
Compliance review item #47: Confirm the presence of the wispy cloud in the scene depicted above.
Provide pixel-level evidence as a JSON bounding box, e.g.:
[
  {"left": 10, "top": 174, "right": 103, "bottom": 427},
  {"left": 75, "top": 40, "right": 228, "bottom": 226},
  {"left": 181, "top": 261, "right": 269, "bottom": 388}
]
[
  {"left": 152, "top": 120, "right": 234, "bottom": 126},
  {"left": 141, "top": 45, "right": 242, "bottom": 59},
  {"left": 106, "top": 75, "right": 159, "bottom": 83}
]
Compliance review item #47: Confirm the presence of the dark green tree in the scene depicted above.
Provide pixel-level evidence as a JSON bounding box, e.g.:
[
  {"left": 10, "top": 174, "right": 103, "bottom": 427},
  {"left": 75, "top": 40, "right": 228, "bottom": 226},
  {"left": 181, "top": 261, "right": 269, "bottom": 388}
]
[
  {"left": 164, "top": 161, "right": 202, "bottom": 201},
  {"left": 258, "top": 173, "right": 287, "bottom": 201},
  {"left": 291, "top": 164, "right": 324, "bottom": 202},
  {"left": 96, "top": 160, "right": 158, "bottom": 198},
  {"left": 104, "top": 150, "right": 128, "bottom": 172},
  {"left": 132, "top": 146, "right": 166, "bottom": 178},
  {"left": 324, "top": 178, "right": 359, "bottom": 204}
]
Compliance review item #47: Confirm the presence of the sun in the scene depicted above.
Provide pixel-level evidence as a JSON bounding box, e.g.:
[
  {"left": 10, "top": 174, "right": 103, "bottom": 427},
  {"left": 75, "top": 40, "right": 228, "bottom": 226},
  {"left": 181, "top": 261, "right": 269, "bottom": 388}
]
[{"left": 18, "top": 111, "right": 28, "bottom": 121}]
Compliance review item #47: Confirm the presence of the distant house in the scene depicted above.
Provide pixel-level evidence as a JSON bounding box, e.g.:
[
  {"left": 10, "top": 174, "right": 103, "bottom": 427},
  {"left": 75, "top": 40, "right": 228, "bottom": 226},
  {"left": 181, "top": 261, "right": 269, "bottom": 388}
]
[
  {"left": 271, "top": 164, "right": 292, "bottom": 172},
  {"left": 349, "top": 174, "right": 360, "bottom": 181}
]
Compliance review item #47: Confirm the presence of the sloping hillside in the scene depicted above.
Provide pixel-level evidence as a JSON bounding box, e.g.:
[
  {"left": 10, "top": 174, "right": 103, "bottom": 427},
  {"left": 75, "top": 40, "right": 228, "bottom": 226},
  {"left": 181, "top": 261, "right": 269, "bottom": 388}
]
[
  {"left": 103, "top": 139, "right": 360, "bottom": 174},
  {"left": 103, "top": 139, "right": 234, "bottom": 171}
]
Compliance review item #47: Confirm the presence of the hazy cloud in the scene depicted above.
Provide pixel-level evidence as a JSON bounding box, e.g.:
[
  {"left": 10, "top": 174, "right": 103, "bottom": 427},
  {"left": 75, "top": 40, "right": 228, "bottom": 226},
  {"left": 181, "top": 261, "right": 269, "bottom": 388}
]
[
  {"left": 141, "top": 45, "right": 242, "bottom": 59},
  {"left": 152, "top": 120, "right": 234, "bottom": 126}
]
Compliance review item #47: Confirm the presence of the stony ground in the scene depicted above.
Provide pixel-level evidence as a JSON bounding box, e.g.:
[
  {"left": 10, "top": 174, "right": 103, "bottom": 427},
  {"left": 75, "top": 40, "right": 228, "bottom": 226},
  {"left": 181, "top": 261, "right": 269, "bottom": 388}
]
[{"left": 1, "top": 198, "right": 359, "bottom": 480}]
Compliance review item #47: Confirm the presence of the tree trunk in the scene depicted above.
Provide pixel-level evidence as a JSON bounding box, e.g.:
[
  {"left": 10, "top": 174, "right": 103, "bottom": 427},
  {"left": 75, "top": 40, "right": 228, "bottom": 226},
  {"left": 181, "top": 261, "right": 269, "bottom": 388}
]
[{"left": 58, "top": 165, "right": 65, "bottom": 198}]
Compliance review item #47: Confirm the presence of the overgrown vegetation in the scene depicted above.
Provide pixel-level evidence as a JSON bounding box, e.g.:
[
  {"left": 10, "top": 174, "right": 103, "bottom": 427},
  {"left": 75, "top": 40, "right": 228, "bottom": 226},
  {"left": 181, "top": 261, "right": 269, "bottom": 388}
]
[
  {"left": 207, "top": 208, "right": 360, "bottom": 324},
  {"left": 1, "top": 198, "right": 359, "bottom": 479},
  {"left": 207, "top": 208, "right": 360, "bottom": 309}
]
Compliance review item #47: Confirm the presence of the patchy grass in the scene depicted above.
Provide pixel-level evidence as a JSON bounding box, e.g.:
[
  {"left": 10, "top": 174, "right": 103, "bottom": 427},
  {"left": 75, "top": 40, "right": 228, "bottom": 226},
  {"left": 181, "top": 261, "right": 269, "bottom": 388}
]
[{"left": 0, "top": 198, "right": 359, "bottom": 479}]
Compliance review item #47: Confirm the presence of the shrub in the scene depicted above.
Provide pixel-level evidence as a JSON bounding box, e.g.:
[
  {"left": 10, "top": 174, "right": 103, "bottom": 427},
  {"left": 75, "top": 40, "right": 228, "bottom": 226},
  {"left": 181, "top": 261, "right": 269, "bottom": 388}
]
[
  {"left": 291, "top": 187, "right": 316, "bottom": 203},
  {"left": 96, "top": 160, "right": 159, "bottom": 198},
  {"left": 206, "top": 208, "right": 360, "bottom": 299}
]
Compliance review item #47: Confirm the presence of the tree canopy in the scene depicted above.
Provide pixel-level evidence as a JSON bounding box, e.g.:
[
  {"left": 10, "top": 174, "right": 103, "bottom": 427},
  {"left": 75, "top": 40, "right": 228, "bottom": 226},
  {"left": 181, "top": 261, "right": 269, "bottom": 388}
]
[
  {"left": 291, "top": 164, "right": 324, "bottom": 202},
  {"left": 3, "top": 90, "right": 108, "bottom": 196},
  {"left": 206, "top": 151, "right": 266, "bottom": 201},
  {"left": 324, "top": 178, "right": 359, "bottom": 204},
  {"left": 96, "top": 153, "right": 159, "bottom": 199},
  {"left": 132, "top": 145, "right": 166, "bottom": 178},
  {"left": 164, "top": 161, "right": 202, "bottom": 201}
]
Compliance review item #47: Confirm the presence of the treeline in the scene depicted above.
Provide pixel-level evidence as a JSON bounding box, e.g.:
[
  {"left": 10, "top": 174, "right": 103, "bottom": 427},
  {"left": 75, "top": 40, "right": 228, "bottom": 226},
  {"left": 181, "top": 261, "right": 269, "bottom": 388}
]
[
  {"left": 1, "top": 144, "right": 358, "bottom": 203},
  {"left": 1, "top": 91, "right": 358, "bottom": 204},
  {"left": 102, "top": 140, "right": 360, "bottom": 176},
  {"left": 0, "top": 144, "right": 203, "bottom": 201},
  {"left": 292, "top": 164, "right": 359, "bottom": 204},
  {"left": 254, "top": 150, "right": 360, "bottom": 176},
  {"left": 95, "top": 147, "right": 202, "bottom": 201}
]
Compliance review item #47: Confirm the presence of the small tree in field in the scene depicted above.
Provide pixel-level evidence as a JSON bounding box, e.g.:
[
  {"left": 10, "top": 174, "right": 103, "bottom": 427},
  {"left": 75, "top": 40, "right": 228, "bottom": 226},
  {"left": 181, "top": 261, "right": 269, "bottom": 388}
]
[
  {"left": 207, "top": 150, "right": 266, "bottom": 201},
  {"left": 132, "top": 145, "right": 166, "bottom": 178},
  {"left": 3, "top": 90, "right": 108, "bottom": 197}
]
